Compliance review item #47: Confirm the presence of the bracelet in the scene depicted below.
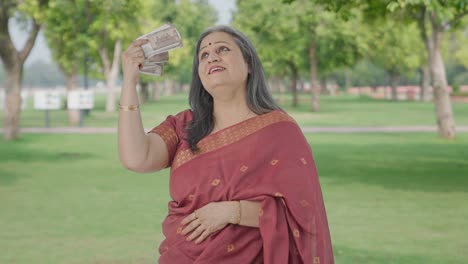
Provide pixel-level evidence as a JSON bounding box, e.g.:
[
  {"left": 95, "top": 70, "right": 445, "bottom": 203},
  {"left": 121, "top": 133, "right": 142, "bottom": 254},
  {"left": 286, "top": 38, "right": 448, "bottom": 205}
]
[
  {"left": 119, "top": 104, "right": 139, "bottom": 111},
  {"left": 235, "top": 201, "right": 242, "bottom": 225}
]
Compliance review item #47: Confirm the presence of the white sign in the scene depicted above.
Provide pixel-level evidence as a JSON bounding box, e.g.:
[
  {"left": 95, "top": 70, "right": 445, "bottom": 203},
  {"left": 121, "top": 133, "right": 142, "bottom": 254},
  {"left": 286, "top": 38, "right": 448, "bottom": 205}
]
[
  {"left": 67, "top": 90, "right": 94, "bottom": 110},
  {"left": 0, "top": 90, "right": 28, "bottom": 110},
  {"left": 34, "top": 90, "right": 62, "bottom": 110}
]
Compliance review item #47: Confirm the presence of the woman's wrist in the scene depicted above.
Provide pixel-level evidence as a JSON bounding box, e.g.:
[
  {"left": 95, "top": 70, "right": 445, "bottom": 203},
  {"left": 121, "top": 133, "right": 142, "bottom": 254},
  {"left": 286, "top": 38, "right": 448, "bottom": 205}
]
[{"left": 228, "top": 201, "right": 241, "bottom": 225}]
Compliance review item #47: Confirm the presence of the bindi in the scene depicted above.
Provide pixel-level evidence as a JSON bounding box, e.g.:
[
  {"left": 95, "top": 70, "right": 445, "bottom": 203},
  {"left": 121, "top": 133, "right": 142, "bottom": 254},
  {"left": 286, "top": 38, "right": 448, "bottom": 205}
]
[{"left": 209, "top": 42, "right": 212, "bottom": 45}]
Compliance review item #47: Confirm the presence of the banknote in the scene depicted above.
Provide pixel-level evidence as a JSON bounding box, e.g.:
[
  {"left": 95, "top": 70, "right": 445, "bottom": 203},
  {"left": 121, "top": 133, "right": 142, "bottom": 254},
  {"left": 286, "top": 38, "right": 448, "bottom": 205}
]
[
  {"left": 138, "top": 24, "right": 182, "bottom": 57},
  {"left": 136, "top": 24, "right": 182, "bottom": 76},
  {"left": 140, "top": 63, "right": 164, "bottom": 76}
]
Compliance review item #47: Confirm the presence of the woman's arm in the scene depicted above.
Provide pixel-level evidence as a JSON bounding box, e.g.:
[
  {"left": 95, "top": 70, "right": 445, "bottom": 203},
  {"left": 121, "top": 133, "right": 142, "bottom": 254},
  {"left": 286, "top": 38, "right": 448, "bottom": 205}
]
[
  {"left": 181, "top": 200, "right": 261, "bottom": 243},
  {"left": 235, "top": 200, "right": 261, "bottom": 228},
  {"left": 118, "top": 39, "right": 169, "bottom": 173}
]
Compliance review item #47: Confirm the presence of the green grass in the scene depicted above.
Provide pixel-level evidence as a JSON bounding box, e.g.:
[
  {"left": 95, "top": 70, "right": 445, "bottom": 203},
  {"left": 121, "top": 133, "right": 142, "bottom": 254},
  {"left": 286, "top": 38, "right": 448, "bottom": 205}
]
[
  {"left": 3, "top": 92, "right": 468, "bottom": 128},
  {"left": 1, "top": 133, "right": 467, "bottom": 263}
]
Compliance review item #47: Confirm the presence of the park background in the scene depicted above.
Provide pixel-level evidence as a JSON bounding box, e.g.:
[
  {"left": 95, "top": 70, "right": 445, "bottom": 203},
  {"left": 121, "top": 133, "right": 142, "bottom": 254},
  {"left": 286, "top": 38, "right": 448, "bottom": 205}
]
[{"left": 1, "top": 0, "right": 467, "bottom": 263}]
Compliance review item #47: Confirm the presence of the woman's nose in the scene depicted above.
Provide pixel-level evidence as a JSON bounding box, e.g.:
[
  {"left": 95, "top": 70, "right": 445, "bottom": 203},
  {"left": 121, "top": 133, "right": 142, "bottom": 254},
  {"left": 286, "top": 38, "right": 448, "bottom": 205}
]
[{"left": 207, "top": 52, "right": 220, "bottom": 63}]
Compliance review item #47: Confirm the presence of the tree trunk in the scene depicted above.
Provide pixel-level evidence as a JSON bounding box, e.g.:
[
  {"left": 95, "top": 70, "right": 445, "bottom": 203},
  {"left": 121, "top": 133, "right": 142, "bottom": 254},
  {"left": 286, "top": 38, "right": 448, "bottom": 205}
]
[
  {"left": 419, "top": 64, "right": 431, "bottom": 101},
  {"left": 152, "top": 82, "right": 161, "bottom": 102},
  {"left": 0, "top": 13, "right": 41, "bottom": 140},
  {"left": 278, "top": 77, "right": 286, "bottom": 104},
  {"left": 99, "top": 40, "right": 122, "bottom": 113},
  {"left": 64, "top": 72, "right": 80, "bottom": 126},
  {"left": 164, "top": 79, "right": 174, "bottom": 96},
  {"left": 287, "top": 62, "right": 298, "bottom": 107},
  {"left": 139, "top": 81, "right": 149, "bottom": 104},
  {"left": 389, "top": 71, "right": 400, "bottom": 101},
  {"left": 4, "top": 65, "right": 23, "bottom": 139},
  {"left": 430, "top": 28, "right": 456, "bottom": 139},
  {"left": 344, "top": 68, "right": 351, "bottom": 92},
  {"left": 309, "top": 40, "right": 320, "bottom": 112}
]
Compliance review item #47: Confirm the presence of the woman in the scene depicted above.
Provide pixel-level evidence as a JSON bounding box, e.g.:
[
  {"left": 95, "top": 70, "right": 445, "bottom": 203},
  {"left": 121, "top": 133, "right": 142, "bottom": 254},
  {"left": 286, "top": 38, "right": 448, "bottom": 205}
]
[{"left": 119, "top": 25, "right": 334, "bottom": 263}]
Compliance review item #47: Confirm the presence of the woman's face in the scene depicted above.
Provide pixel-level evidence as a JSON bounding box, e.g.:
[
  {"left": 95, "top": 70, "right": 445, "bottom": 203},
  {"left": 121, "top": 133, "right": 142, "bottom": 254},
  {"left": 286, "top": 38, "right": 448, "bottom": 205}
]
[{"left": 197, "top": 32, "right": 249, "bottom": 97}]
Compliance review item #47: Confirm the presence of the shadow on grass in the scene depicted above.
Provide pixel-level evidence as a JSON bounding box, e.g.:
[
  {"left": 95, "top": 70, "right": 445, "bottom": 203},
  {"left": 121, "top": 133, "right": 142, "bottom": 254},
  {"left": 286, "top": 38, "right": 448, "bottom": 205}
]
[
  {"left": 0, "top": 136, "right": 95, "bottom": 185},
  {"left": 312, "top": 136, "right": 468, "bottom": 193},
  {"left": 334, "top": 245, "right": 463, "bottom": 264}
]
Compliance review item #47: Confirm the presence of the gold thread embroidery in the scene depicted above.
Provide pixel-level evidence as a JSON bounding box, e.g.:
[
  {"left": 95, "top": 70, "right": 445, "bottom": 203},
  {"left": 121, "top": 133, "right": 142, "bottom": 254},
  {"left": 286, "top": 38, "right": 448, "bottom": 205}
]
[
  {"left": 211, "top": 179, "right": 220, "bottom": 186},
  {"left": 172, "top": 111, "right": 295, "bottom": 171},
  {"left": 188, "top": 194, "right": 195, "bottom": 201},
  {"left": 151, "top": 126, "right": 178, "bottom": 156},
  {"left": 270, "top": 159, "right": 279, "bottom": 165},
  {"left": 300, "top": 200, "right": 310, "bottom": 207},
  {"left": 176, "top": 227, "right": 183, "bottom": 234},
  {"left": 313, "top": 257, "right": 320, "bottom": 263},
  {"left": 227, "top": 244, "right": 235, "bottom": 252},
  {"left": 293, "top": 229, "right": 300, "bottom": 238},
  {"left": 240, "top": 165, "right": 248, "bottom": 172},
  {"left": 300, "top": 157, "right": 307, "bottom": 165}
]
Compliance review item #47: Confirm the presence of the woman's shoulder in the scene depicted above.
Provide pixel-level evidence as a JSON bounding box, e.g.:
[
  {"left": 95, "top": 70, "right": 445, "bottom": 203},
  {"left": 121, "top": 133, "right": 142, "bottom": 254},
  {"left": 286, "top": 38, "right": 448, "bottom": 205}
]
[
  {"left": 263, "top": 109, "right": 299, "bottom": 129},
  {"left": 172, "top": 109, "right": 193, "bottom": 124}
]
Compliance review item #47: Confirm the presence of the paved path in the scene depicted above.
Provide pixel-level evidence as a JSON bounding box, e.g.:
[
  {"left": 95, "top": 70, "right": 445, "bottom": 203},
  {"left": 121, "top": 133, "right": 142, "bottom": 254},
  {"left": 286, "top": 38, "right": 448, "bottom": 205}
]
[{"left": 2, "top": 126, "right": 467, "bottom": 134}]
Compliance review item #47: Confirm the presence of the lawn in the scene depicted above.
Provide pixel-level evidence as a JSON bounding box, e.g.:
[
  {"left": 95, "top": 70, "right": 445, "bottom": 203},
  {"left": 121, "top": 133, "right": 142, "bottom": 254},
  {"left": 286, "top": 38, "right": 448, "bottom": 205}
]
[
  {"left": 2, "top": 92, "right": 468, "bottom": 128},
  {"left": 1, "top": 133, "right": 467, "bottom": 263}
]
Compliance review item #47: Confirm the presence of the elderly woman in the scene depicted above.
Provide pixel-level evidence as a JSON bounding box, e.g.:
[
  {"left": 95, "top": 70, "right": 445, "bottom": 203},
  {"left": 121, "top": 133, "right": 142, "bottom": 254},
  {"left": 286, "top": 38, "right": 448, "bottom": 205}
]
[{"left": 119, "top": 25, "right": 334, "bottom": 264}]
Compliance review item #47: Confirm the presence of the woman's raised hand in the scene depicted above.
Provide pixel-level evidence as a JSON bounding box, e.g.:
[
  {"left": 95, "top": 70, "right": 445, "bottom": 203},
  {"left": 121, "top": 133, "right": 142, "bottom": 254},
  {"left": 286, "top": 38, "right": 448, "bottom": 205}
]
[
  {"left": 121, "top": 39, "right": 148, "bottom": 86},
  {"left": 180, "top": 201, "right": 239, "bottom": 244}
]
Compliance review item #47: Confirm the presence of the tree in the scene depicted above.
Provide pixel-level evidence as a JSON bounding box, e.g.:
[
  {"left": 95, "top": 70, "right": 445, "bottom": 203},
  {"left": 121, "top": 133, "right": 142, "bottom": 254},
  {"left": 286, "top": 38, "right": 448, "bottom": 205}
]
[
  {"left": 234, "top": 0, "right": 365, "bottom": 110},
  {"left": 402, "top": 1, "right": 467, "bottom": 138},
  {"left": 312, "top": 0, "right": 468, "bottom": 139},
  {"left": 234, "top": 0, "right": 307, "bottom": 107},
  {"left": 367, "top": 19, "right": 422, "bottom": 100},
  {"left": 44, "top": 0, "right": 88, "bottom": 125},
  {"left": 0, "top": 0, "right": 49, "bottom": 140},
  {"left": 77, "top": 0, "right": 141, "bottom": 113}
]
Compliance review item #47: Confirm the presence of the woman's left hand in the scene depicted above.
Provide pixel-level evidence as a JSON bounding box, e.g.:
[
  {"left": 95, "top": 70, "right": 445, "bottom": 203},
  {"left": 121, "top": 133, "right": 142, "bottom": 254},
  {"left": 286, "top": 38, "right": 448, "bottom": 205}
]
[{"left": 181, "top": 201, "right": 238, "bottom": 244}]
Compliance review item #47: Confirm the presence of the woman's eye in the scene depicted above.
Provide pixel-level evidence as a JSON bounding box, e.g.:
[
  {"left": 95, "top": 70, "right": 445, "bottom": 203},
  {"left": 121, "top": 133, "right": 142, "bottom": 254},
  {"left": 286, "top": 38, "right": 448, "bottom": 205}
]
[
  {"left": 200, "top": 52, "right": 208, "bottom": 60},
  {"left": 219, "top": 46, "right": 230, "bottom": 53}
]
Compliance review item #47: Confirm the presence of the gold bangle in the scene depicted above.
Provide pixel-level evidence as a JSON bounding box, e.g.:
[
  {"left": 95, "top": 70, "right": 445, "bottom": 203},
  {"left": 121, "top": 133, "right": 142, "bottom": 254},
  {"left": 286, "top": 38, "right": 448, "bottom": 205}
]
[
  {"left": 119, "top": 104, "right": 139, "bottom": 111},
  {"left": 236, "top": 201, "right": 242, "bottom": 225}
]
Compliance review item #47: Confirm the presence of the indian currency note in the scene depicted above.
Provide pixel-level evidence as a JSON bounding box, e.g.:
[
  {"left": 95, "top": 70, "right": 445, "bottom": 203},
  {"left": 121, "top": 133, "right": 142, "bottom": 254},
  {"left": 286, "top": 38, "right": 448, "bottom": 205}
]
[
  {"left": 140, "top": 63, "right": 164, "bottom": 76},
  {"left": 137, "top": 24, "right": 183, "bottom": 59}
]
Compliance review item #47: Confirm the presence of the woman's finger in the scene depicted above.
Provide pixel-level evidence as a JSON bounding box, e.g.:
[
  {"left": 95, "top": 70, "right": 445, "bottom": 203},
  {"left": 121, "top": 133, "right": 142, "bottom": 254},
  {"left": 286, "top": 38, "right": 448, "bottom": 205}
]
[
  {"left": 181, "top": 218, "right": 200, "bottom": 235},
  {"left": 194, "top": 228, "right": 211, "bottom": 244},
  {"left": 132, "top": 38, "right": 149, "bottom": 47},
  {"left": 181, "top": 212, "right": 197, "bottom": 225},
  {"left": 186, "top": 225, "right": 204, "bottom": 242}
]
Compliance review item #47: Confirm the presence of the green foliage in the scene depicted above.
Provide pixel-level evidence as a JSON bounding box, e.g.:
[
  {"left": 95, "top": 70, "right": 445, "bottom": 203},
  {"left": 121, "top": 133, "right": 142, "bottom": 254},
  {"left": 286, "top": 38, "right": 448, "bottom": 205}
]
[
  {"left": 44, "top": 0, "right": 87, "bottom": 75},
  {"left": 234, "top": 0, "right": 366, "bottom": 80},
  {"left": 44, "top": 0, "right": 142, "bottom": 80},
  {"left": 367, "top": 19, "right": 423, "bottom": 77}
]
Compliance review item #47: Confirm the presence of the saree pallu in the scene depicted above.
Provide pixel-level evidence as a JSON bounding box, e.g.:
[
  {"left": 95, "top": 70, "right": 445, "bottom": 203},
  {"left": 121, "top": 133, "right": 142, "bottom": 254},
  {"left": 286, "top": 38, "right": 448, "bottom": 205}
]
[{"left": 150, "top": 109, "right": 334, "bottom": 264}]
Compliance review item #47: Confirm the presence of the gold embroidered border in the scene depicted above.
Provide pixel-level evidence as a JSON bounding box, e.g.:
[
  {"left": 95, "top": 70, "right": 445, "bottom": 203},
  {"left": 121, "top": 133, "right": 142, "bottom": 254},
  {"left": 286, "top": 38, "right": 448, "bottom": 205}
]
[
  {"left": 150, "top": 125, "right": 178, "bottom": 157},
  {"left": 172, "top": 110, "right": 295, "bottom": 171}
]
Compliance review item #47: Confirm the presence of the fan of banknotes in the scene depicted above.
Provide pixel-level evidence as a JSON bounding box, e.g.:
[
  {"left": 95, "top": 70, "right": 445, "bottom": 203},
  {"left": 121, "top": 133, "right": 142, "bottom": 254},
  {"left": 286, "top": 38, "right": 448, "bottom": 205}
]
[{"left": 137, "top": 24, "right": 183, "bottom": 76}]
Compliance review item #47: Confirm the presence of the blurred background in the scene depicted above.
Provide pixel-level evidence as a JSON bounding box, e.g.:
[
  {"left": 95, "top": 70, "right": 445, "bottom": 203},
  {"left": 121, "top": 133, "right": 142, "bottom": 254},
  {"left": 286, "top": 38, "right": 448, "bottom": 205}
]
[{"left": 0, "top": 0, "right": 467, "bottom": 263}]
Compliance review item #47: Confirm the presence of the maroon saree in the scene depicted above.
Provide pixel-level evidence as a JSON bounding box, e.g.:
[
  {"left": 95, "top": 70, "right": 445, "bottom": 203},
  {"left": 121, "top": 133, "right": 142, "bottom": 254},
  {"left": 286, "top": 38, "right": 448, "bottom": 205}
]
[{"left": 150, "top": 109, "right": 334, "bottom": 264}]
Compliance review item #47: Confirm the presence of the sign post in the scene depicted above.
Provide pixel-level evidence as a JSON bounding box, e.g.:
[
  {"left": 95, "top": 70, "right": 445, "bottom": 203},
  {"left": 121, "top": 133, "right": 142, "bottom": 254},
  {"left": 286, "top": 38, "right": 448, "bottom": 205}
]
[
  {"left": 67, "top": 90, "right": 94, "bottom": 126},
  {"left": 33, "top": 91, "right": 62, "bottom": 127}
]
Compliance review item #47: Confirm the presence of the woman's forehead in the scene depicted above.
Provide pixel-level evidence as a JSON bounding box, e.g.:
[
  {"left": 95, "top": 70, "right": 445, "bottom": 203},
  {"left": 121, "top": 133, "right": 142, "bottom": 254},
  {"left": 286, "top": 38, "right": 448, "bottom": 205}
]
[{"left": 199, "top": 32, "right": 235, "bottom": 50}]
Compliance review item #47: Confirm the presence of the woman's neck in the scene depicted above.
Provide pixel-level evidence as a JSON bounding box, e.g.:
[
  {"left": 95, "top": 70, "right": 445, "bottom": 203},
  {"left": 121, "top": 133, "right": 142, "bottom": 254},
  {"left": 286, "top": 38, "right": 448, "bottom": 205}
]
[{"left": 212, "top": 99, "right": 256, "bottom": 133}]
